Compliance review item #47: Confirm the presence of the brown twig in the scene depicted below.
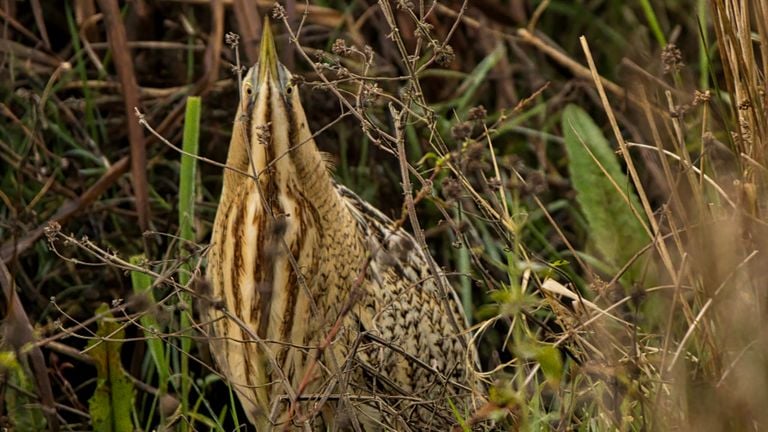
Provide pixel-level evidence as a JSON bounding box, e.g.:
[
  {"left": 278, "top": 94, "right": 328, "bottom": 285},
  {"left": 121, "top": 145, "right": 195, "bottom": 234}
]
[
  {"left": 2, "top": 0, "right": 224, "bottom": 262},
  {"left": 233, "top": 0, "right": 263, "bottom": 63},
  {"left": 97, "top": 0, "right": 150, "bottom": 234},
  {"left": 161, "top": 0, "right": 344, "bottom": 28},
  {"left": 73, "top": 0, "right": 99, "bottom": 41},
  {"left": 200, "top": 0, "right": 224, "bottom": 93},
  {"left": 29, "top": 0, "right": 51, "bottom": 50},
  {"left": 0, "top": 5, "right": 44, "bottom": 46},
  {"left": 0, "top": 259, "right": 58, "bottom": 431},
  {"left": 0, "top": 156, "right": 130, "bottom": 263},
  {"left": 0, "top": 39, "right": 60, "bottom": 68}
]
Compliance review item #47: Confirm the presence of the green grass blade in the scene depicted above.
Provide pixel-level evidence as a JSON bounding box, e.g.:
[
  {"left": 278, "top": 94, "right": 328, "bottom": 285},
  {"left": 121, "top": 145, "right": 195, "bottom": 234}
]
[
  {"left": 129, "top": 255, "right": 168, "bottom": 392},
  {"left": 638, "top": 0, "right": 667, "bottom": 47},
  {"left": 454, "top": 207, "right": 472, "bottom": 323},
  {"left": 179, "top": 96, "right": 201, "bottom": 427},
  {"left": 455, "top": 43, "right": 505, "bottom": 115},
  {"left": 561, "top": 104, "right": 649, "bottom": 284},
  {"left": 180, "top": 96, "right": 201, "bottom": 254}
]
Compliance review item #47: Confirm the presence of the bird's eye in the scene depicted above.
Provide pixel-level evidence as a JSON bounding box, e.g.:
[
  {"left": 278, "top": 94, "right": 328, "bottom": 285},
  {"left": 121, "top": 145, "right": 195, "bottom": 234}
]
[
  {"left": 285, "top": 85, "right": 293, "bottom": 95},
  {"left": 244, "top": 84, "right": 253, "bottom": 96}
]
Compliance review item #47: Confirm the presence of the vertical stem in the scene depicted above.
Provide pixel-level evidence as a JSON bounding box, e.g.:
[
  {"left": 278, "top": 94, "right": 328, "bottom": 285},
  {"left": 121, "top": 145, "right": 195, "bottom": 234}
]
[
  {"left": 454, "top": 206, "right": 472, "bottom": 323},
  {"left": 179, "top": 96, "right": 201, "bottom": 429}
]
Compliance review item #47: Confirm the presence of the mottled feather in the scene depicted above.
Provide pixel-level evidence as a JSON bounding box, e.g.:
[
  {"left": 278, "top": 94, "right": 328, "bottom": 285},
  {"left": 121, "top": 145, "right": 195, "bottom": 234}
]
[{"left": 203, "top": 20, "right": 482, "bottom": 432}]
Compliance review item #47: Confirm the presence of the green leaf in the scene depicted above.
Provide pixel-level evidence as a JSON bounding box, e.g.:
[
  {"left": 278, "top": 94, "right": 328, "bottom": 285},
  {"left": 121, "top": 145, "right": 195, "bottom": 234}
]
[
  {"left": 535, "top": 345, "right": 563, "bottom": 388},
  {"left": 179, "top": 96, "right": 201, "bottom": 255},
  {"left": 455, "top": 43, "right": 505, "bottom": 115},
  {"left": 129, "top": 255, "right": 168, "bottom": 392},
  {"left": 88, "top": 304, "right": 134, "bottom": 432},
  {"left": 179, "top": 96, "right": 202, "bottom": 426},
  {"left": 2, "top": 351, "right": 47, "bottom": 431},
  {"left": 561, "top": 104, "right": 649, "bottom": 284},
  {"left": 516, "top": 342, "right": 563, "bottom": 388}
]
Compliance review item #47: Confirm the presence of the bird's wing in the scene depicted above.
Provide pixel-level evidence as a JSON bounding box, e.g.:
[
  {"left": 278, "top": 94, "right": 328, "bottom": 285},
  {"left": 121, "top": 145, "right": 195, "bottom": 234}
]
[{"left": 334, "top": 184, "right": 476, "bottom": 392}]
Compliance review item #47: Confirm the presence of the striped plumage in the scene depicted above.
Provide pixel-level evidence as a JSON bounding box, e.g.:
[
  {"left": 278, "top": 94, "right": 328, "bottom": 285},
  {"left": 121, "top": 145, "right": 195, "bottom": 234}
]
[{"left": 204, "top": 20, "right": 481, "bottom": 431}]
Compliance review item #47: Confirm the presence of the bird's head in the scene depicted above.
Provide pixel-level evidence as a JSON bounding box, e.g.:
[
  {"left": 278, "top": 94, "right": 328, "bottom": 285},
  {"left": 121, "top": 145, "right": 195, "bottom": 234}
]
[
  {"left": 241, "top": 19, "right": 299, "bottom": 122},
  {"left": 222, "top": 18, "right": 331, "bottom": 209},
  {"left": 231, "top": 19, "right": 307, "bottom": 179}
]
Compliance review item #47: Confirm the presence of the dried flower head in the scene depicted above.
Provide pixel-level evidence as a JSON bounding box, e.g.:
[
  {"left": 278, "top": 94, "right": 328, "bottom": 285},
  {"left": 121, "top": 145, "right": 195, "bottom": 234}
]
[
  {"left": 693, "top": 90, "right": 711, "bottom": 105},
  {"left": 451, "top": 121, "right": 473, "bottom": 141},
  {"left": 272, "top": 3, "right": 286, "bottom": 19},
  {"left": 468, "top": 105, "right": 487, "bottom": 122},
  {"left": 225, "top": 32, "right": 240, "bottom": 48},
  {"left": 44, "top": 221, "right": 61, "bottom": 241},
  {"left": 661, "top": 43, "right": 684, "bottom": 74},
  {"left": 360, "top": 82, "right": 380, "bottom": 107},
  {"left": 435, "top": 44, "right": 455, "bottom": 66},
  {"left": 332, "top": 38, "right": 352, "bottom": 56},
  {"left": 441, "top": 177, "right": 463, "bottom": 201},
  {"left": 463, "top": 141, "right": 487, "bottom": 171}
]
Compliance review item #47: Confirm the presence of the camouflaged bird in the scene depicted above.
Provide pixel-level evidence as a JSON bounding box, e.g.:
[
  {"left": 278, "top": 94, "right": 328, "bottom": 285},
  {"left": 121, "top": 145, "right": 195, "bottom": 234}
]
[{"left": 204, "top": 19, "right": 483, "bottom": 431}]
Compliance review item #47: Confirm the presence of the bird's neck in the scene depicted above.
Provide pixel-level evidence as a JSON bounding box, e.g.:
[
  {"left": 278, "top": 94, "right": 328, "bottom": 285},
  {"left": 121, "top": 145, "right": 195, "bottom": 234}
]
[{"left": 221, "top": 107, "right": 353, "bottom": 235}]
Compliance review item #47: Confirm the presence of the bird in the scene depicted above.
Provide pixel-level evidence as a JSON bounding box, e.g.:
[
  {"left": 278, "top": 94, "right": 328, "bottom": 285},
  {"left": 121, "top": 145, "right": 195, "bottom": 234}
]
[{"left": 203, "top": 18, "right": 483, "bottom": 431}]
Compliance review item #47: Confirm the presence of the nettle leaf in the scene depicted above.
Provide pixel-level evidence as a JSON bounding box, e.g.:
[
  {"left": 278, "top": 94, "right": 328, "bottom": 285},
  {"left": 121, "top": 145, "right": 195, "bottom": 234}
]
[
  {"left": 87, "top": 304, "right": 134, "bottom": 432},
  {"left": 562, "top": 104, "right": 649, "bottom": 284}
]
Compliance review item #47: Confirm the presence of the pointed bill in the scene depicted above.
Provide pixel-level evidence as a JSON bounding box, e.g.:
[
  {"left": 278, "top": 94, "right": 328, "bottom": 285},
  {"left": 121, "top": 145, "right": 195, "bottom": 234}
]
[{"left": 258, "top": 18, "right": 279, "bottom": 86}]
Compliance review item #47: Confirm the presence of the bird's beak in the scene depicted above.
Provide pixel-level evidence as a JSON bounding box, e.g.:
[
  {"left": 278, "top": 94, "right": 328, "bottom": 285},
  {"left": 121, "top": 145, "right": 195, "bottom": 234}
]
[{"left": 257, "top": 18, "right": 279, "bottom": 89}]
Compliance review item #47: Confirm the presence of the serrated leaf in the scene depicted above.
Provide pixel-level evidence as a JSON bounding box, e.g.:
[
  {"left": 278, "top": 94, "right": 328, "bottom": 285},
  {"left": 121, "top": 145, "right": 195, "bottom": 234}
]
[
  {"left": 562, "top": 104, "right": 649, "bottom": 284},
  {"left": 87, "top": 304, "right": 134, "bottom": 432}
]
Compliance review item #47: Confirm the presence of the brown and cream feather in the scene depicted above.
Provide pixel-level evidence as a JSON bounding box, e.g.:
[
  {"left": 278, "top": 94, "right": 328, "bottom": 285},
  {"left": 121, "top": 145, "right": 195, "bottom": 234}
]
[{"left": 204, "top": 20, "right": 482, "bottom": 431}]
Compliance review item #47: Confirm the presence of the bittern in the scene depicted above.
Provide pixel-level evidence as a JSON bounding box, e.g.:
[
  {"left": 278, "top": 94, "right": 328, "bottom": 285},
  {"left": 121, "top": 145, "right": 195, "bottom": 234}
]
[{"left": 205, "top": 19, "right": 481, "bottom": 431}]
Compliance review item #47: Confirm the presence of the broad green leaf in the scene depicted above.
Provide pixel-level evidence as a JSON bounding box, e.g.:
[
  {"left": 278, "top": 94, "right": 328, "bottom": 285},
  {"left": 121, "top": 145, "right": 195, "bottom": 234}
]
[
  {"left": 88, "top": 304, "right": 134, "bottom": 432},
  {"left": 562, "top": 104, "right": 649, "bottom": 284}
]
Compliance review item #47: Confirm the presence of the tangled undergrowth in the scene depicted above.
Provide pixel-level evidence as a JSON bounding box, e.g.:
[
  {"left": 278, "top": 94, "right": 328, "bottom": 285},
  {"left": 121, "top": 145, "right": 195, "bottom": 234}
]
[{"left": 2, "top": 1, "right": 768, "bottom": 431}]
